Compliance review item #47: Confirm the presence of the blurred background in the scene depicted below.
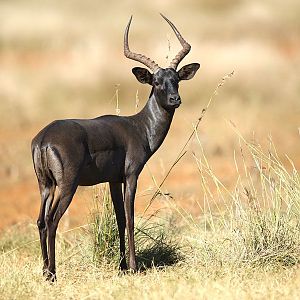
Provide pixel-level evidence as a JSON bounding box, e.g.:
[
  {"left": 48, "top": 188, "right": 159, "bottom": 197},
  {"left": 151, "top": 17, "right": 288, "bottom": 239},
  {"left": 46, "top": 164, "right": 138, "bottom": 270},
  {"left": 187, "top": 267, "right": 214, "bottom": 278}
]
[{"left": 0, "top": 0, "right": 299, "bottom": 229}]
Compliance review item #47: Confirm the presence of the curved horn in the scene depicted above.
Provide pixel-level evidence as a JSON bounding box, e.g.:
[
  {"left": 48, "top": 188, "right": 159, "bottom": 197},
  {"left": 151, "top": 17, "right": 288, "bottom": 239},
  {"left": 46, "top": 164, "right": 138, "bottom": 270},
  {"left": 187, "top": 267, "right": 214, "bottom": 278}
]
[
  {"left": 124, "top": 16, "right": 160, "bottom": 73},
  {"left": 160, "top": 14, "right": 191, "bottom": 70}
]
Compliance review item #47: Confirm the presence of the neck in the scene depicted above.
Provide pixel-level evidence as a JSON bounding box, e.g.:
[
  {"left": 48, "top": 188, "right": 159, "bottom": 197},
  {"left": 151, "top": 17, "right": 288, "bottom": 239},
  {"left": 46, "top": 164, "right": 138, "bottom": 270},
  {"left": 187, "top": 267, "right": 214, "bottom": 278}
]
[{"left": 135, "top": 90, "right": 175, "bottom": 154}]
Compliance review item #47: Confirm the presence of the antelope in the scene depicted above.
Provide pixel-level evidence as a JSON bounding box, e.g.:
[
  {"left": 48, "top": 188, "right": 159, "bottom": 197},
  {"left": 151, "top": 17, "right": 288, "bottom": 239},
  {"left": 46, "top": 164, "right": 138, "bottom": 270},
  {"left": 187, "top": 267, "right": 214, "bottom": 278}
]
[{"left": 31, "top": 14, "right": 200, "bottom": 281}]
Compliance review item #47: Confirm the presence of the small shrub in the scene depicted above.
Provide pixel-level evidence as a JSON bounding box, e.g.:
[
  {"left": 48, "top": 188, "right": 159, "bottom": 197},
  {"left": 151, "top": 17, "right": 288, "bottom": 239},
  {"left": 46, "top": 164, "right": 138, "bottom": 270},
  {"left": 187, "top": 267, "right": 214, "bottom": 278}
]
[
  {"left": 90, "top": 184, "right": 183, "bottom": 270},
  {"left": 135, "top": 217, "right": 183, "bottom": 270}
]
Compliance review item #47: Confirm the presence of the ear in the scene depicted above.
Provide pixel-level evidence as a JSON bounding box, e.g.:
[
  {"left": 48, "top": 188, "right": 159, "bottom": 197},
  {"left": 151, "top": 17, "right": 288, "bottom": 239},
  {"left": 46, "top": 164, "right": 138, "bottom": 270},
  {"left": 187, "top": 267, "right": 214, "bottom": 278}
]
[
  {"left": 177, "top": 63, "right": 200, "bottom": 81},
  {"left": 132, "top": 67, "right": 153, "bottom": 85}
]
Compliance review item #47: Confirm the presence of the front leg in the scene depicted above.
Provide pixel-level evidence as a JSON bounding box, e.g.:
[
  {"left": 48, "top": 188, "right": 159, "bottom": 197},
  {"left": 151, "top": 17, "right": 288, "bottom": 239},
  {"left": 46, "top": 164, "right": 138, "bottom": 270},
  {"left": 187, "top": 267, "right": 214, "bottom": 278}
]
[
  {"left": 124, "top": 175, "right": 138, "bottom": 272},
  {"left": 109, "top": 182, "right": 127, "bottom": 271}
]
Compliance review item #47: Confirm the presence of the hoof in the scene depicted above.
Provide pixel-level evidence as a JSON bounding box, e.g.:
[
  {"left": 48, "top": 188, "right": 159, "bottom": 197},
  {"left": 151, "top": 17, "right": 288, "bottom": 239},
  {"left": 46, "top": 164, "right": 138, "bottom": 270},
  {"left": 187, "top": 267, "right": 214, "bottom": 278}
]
[
  {"left": 118, "top": 266, "right": 137, "bottom": 276},
  {"left": 125, "top": 268, "right": 138, "bottom": 275},
  {"left": 118, "top": 269, "right": 127, "bottom": 277},
  {"left": 119, "top": 262, "right": 128, "bottom": 271},
  {"left": 43, "top": 269, "right": 57, "bottom": 283},
  {"left": 118, "top": 263, "right": 128, "bottom": 276}
]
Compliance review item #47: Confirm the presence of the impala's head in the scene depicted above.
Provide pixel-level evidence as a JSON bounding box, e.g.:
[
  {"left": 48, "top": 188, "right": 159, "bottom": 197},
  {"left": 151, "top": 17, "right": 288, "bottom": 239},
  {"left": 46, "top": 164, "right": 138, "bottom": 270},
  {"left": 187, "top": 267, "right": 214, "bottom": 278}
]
[{"left": 124, "top": 14, "right": 200, "bottom": 110}]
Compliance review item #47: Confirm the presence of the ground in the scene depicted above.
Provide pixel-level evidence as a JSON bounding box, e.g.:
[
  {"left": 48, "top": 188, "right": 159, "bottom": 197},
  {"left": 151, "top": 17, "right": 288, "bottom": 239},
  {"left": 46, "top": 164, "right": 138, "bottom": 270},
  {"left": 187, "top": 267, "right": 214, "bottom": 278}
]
[{"left": 0, "top": 0, "right": 300, "bottom": 298}]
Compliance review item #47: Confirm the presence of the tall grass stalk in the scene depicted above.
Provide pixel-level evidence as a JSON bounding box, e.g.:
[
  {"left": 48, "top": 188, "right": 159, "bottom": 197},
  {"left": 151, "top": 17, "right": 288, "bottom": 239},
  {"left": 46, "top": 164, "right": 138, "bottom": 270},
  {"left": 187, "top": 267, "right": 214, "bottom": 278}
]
[
  {"left": 90, "top": 184, "right": 119, "bottom": 265},
  {"left": 191, "top": 132, "right": 300, "bottom": 269},
  {"left": 143, "top": 71, "right": 235, "bottom": 215}
]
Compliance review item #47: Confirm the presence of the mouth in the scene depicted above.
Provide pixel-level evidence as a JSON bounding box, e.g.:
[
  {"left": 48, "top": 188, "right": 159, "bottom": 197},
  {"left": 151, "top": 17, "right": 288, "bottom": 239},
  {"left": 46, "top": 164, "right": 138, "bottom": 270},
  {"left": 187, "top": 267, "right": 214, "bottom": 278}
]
[{"left": 171, "top": 100, "right": 181, "bottom": 108}]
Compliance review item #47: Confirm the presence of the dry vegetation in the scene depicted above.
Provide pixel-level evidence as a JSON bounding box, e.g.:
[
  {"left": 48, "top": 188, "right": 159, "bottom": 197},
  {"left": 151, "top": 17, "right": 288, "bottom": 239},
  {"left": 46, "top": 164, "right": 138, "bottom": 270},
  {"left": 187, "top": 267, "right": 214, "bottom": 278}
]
[
  {"left": 1, "top": 135, "right": 300, "bottom": 299},
  {"left": 0, "top": 0, "right": 300, "bottom": 298}
]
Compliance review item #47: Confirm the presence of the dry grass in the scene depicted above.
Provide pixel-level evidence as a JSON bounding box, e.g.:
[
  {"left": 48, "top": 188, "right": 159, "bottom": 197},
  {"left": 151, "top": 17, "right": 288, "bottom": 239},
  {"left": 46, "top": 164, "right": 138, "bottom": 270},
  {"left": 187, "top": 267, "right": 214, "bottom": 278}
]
[
  {"left": 1, "top": 134, "right": 300, "bottom": 299},
  {"left": 0, "top": 0, "right": 300, "bottom": 298}
]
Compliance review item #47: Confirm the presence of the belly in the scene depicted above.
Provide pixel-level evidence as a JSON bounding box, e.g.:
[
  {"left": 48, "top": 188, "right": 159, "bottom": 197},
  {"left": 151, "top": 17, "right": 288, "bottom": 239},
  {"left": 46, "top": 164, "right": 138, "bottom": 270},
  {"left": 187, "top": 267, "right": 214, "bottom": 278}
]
[{"left": 78, "top": 149, "right": 125, "bottom": 186}]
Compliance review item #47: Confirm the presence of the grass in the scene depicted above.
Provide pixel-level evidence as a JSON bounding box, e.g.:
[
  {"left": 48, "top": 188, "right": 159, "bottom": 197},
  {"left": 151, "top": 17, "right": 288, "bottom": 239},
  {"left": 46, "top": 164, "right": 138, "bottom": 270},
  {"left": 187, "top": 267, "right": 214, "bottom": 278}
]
[
  {"left": 90, "top": 185, "right": 120, "bottom": 266},
  {"left": 0, "top": 133, "right": 300, "bottom": 299},
  {"left": 1, "top": 0, "right": 300, "bottom": 229},
  {"left": 1, "top": 1, "right": 300, "bottom": 297},
  {"left": 90, "top": 183, "right": 182, "bottom": 270}
]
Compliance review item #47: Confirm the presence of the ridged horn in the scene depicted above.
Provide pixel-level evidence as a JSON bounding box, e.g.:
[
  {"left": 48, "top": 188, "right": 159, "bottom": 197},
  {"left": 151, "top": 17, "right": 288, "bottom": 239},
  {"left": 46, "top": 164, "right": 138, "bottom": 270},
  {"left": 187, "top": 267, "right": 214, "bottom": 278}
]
[
  {"left": 160, "top": 13, "right": 191, "bottom": 70},
  {"left": 124, "top": 16, "right": 160, "bottom": 72}
]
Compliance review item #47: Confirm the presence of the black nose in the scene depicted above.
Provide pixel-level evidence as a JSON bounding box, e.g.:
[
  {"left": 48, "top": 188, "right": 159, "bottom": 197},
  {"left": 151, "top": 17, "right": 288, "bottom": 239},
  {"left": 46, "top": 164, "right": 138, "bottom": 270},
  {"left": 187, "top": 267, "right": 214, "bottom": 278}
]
[{"left": 169, "top": 95, "right": 181, "bottom": 104}]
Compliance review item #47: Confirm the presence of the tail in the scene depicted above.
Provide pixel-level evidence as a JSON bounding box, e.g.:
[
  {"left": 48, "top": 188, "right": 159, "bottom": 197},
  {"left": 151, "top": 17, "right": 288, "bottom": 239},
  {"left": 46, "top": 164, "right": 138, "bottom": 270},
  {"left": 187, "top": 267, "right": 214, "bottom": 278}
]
[
  {"left": 32, "top": 143, "right": 43, "bottom": 180},
  {"left": 31, "top": 142, "right": 59, "bottom": 187}
]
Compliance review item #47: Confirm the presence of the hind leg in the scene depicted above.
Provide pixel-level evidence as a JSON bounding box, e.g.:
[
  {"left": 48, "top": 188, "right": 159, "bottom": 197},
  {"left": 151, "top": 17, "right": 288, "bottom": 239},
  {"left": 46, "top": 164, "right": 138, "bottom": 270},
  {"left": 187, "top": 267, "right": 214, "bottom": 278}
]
[
  {"left": 37, "top": 182, "right": 55, "bottom": 276},
  {"left": 44, "top": 183, "right": 78, "bottom": 282}
]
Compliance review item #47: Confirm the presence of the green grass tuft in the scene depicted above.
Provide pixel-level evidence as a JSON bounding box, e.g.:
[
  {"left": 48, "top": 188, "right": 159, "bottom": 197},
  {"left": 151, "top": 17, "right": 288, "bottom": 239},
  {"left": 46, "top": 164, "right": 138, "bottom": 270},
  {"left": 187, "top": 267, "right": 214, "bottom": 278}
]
[{"left": 90, "top": 184, "right": 183, "bottom": 270}]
